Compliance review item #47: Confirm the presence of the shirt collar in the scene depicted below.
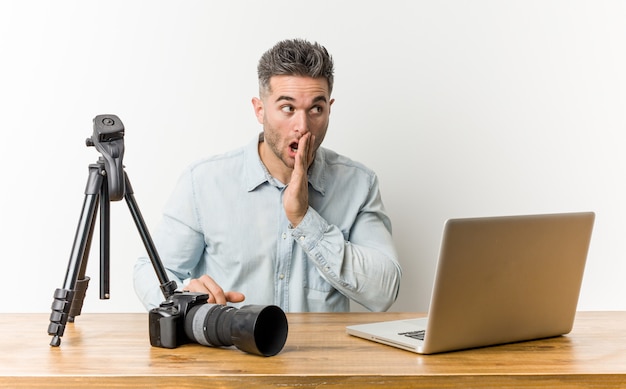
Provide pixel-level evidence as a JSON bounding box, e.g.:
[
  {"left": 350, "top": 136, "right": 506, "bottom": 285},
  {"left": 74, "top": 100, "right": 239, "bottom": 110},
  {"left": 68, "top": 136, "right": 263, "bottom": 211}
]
[{"left": 244, "top": 133, "right": 327, "bottom": 195}]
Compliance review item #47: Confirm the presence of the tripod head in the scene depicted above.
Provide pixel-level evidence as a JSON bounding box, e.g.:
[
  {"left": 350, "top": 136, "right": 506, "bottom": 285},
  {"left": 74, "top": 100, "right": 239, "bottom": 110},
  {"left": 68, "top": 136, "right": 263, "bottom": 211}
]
[{"left": 87, "top": 114, "right": 126, "bottom": 201}]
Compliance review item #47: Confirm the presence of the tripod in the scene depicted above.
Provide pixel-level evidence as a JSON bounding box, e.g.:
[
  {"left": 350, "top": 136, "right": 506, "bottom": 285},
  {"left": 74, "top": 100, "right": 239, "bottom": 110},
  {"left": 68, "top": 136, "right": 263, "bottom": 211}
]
[{"left": 47, "top": 115, "right": 177, "bottom": 347}]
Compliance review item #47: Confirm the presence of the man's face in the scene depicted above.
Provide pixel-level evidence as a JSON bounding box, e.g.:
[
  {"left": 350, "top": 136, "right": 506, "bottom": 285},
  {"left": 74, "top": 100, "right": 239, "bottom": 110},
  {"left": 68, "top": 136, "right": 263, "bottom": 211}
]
[{"left": 253, "top": 75, "right": 334, "bottom": 177}]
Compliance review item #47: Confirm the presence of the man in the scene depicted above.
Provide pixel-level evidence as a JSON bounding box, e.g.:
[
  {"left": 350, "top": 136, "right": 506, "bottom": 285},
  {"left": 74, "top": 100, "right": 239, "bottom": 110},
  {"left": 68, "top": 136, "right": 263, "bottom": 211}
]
[{"left": 134, "top": 38, "right": 401, "bottom": 312}]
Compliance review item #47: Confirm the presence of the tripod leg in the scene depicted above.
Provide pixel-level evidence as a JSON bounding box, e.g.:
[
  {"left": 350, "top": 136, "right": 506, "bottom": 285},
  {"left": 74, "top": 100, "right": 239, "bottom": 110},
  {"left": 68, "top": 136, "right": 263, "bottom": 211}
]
[
  {"left": 48, "top": 163, "right": 104, "bottom": 347},
  {"left": 100, "top": 174, "right": 111, "bottom": 299},
  {"left": 69, "top": 170, "right": 107, "bottom": 321},
  {"left": 123, "top": 173, "right": 177, "bottom": 299}
]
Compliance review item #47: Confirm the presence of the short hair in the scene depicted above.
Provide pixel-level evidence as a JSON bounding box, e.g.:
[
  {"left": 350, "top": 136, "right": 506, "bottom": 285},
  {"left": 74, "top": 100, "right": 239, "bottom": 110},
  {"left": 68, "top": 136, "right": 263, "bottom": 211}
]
[{"left": 257, "top": 38, "right": 334, "bottom": 97}]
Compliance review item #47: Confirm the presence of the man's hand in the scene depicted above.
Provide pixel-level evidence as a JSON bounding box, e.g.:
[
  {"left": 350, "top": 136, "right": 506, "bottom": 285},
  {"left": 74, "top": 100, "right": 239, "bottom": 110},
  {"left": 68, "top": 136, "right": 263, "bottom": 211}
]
[
  {"left": 184, "top": 274, "right": 245, "bottom": 305},
  {"left": 283, "top": 133, "right": 315, "bottom": 227}
]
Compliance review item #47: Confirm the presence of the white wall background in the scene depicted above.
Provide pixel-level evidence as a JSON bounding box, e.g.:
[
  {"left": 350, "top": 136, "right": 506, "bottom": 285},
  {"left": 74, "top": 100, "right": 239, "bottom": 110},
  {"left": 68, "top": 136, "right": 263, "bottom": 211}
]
[{"left": 1, "top": 0, "right": 624, "bottom": 313}]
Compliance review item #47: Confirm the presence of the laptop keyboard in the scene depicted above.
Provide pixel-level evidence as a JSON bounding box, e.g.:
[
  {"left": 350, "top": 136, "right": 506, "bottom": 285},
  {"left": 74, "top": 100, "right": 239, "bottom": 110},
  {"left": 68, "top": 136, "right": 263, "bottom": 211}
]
[{"left": 398, "top": 330, "right": 425, "bottom": 341}]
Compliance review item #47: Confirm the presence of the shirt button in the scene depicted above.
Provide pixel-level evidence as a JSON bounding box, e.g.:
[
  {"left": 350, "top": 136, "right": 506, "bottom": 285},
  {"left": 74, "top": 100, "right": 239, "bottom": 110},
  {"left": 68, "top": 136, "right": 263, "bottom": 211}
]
[
  {"left": 279, "top": 274, "right": 285, "bottom": 280},
  {"left": 299, "top": 236, "right": 305, "bottom": 241},
  {"left": 282, "top": 233, "right": 287, "bottom": 239}
]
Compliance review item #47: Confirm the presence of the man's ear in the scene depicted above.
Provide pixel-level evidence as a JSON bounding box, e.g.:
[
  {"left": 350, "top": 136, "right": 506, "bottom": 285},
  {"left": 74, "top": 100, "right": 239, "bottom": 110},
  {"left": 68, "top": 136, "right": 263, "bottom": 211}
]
[{"left": 251, "top": 97, "right": 264, "bottom": 124}]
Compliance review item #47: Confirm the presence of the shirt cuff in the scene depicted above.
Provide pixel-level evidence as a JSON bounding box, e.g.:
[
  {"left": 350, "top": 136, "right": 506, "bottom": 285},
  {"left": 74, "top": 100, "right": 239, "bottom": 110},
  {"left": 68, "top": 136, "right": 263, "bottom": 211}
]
[{"left": 289, "top": 207, "right": 327, "bottom": 249}]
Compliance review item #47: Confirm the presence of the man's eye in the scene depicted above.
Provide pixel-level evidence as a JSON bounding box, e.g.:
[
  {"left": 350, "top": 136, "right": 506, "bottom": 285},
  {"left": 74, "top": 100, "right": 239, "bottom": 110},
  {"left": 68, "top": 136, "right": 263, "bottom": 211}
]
[
  {"left": 281, "top": 106, "right": 294, "bottom": 113},
  {"left": 311, "top": 106, "right": 323, "bottom": 114}
]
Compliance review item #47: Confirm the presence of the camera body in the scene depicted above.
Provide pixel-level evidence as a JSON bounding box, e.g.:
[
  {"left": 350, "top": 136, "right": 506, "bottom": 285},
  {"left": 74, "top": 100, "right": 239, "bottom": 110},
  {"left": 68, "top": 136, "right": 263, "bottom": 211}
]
[{"left": 149, "top": 291, "right": 207, "bottom": 349}]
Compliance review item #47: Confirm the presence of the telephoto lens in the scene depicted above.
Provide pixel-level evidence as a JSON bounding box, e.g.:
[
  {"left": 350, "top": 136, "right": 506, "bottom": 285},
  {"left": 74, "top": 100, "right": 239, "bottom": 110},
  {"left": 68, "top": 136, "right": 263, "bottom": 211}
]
[{"left": 184, "top": 304, "right": 288, "bottom": 356}]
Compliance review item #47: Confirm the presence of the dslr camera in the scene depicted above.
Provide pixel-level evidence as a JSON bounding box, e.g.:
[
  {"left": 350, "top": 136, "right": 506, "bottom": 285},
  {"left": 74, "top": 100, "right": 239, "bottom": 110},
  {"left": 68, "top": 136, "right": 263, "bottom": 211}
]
[{"left": 149, "top": 292, "right": 288, "bottom": 356}]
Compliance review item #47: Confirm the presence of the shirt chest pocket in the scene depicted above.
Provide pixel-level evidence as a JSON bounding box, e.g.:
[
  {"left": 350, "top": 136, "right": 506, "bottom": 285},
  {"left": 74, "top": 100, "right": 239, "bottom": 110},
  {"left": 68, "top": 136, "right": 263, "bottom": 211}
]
[{"left": 303, "top": 256, "right": 333, "bottom": 293}]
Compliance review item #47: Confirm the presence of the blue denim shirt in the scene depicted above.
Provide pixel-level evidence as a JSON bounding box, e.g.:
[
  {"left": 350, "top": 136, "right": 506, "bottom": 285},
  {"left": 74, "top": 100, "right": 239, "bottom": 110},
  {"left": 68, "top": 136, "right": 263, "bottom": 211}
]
[{"left": 133, "top": 134, "right": 401, "bottom": 312}]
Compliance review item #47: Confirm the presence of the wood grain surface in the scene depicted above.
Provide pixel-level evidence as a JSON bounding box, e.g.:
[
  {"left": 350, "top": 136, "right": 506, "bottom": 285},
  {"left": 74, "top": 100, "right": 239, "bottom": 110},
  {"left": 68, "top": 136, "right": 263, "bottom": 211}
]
[{"left": 1, "top": 311, "right": 625, "bottom": 388}]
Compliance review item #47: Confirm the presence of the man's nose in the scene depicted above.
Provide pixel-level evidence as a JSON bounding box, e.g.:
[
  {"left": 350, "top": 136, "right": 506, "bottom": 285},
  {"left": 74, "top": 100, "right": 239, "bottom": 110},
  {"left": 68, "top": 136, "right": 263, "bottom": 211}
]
[{"left": 294, "top": 111, "right": 309, "bottom": 134}]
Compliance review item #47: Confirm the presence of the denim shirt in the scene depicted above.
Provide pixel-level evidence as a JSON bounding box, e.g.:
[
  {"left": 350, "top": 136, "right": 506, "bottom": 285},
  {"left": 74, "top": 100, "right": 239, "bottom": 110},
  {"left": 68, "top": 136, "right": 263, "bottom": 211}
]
[{"left": 133, "top": 134, "right": 401, "bottom": 312}]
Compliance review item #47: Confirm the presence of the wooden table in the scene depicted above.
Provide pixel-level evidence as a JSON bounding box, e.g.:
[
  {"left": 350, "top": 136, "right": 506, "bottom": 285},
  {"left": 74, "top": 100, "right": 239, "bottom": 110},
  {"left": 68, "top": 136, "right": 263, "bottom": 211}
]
[{"left": 1, "top": 312, "right": 625, "bottom": 388}]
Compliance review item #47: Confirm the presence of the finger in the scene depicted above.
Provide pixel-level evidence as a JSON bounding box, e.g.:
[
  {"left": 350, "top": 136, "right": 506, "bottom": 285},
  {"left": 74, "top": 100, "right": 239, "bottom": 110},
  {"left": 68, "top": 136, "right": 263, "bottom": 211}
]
[
  {"left": 201, "top": 275, "right": 228, "bottom": 305},
  {"left": 224, "top": 291, "right": 246, "bottom": 303},
  {"left": 296, "top": 133, "right": 311, "bottom": 169},
  {"left": 307, "top": 134, "right": 316, "bottom": 166},
  {"left": 186, "top": 275, "right": 227, "bottom": 305}
]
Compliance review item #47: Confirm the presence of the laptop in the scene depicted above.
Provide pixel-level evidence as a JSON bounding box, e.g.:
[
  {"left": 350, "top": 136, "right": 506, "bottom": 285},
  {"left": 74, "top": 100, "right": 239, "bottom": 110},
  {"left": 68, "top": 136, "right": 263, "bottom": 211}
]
[{"left": 347, "top": 212, "right": 595, "bottom": 354}]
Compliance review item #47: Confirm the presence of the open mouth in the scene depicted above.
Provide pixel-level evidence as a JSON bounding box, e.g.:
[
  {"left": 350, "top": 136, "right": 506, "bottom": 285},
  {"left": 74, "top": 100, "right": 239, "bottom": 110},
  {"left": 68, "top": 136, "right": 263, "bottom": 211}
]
[{"left": 290, "top": 141, "right": 298, "bottom": 153}]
